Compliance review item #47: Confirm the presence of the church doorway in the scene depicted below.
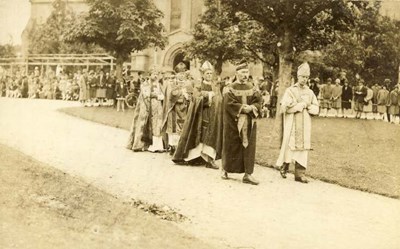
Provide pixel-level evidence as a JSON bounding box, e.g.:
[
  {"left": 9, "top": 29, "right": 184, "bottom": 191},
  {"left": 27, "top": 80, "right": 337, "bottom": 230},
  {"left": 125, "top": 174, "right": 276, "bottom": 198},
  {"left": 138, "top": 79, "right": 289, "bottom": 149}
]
[{"left": 172, "top": 52, "right": 190, "bottom": 70}]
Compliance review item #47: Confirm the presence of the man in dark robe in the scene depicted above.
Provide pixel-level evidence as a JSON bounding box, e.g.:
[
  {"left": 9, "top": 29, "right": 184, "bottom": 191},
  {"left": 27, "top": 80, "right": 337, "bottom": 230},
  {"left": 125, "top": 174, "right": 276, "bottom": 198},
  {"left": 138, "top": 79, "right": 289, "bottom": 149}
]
[
  {"left": 172, "top": 61, "right": 223, "bottom": 169},
  {"left": 221, "top": 61, "right": 262, "bottom": 185}
]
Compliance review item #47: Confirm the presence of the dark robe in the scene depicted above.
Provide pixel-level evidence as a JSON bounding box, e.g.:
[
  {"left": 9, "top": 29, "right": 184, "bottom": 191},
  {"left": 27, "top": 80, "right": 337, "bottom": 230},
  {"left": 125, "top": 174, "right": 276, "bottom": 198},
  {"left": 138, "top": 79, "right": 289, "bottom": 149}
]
[
  {"left": 342, "top": 85, "right": 353, "bottom": 109},
  {"left": 222, "top": 81, "right": 262, "bottom": 174},
  {"left": 172, "top": 81, "right": 223, "bottom": 162},
  {"left": 105, "top": 76, "right": 116, "bottom": 99}
]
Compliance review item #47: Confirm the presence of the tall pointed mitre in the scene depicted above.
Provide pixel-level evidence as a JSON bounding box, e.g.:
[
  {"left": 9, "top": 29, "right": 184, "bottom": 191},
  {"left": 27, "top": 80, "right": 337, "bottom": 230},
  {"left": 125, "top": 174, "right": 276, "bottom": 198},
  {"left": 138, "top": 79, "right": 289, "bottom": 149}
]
[
  {"left": 297, "top": 62, "right": 310, "bottom": 77},
  {"left": 200, "top": 60, "right": 214, "bottom": 73}
]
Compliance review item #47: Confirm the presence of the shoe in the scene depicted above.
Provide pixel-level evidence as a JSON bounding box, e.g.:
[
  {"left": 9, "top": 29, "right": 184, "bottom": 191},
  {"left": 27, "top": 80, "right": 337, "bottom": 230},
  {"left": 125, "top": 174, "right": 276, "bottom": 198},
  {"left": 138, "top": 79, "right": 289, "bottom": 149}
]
[
  {"left": 280, "top": 163, "right": 289, "bottom": 179},
  {"left": 242, "top": 174, "right": 259, "bottom": 185},
  {"left": 294, "top": 162, "right": 308, "bottom": 184},
  {"left": 169, "top": 146, "right": 175, "bottom": 156},
  {"left": 295, "top": 176, "right": 309, "bottom": 184},
  {"left": 206, "top": 161, "right": 219, "bottom": 170},
  {"left": 220, "top": 170, "right": 228, "bottom": 180}
]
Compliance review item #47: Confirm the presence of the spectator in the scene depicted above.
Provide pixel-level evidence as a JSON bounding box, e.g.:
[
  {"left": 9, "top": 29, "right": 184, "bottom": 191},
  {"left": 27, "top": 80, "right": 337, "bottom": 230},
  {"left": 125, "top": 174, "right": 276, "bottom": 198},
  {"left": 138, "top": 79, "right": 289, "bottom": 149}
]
[
  {"left": 330, "top": 78, "right": 343, "bottom": 117},
  {"left": 341, "top": 79, "right": 353, "bottom": 118},
  {"left": 115, "top": 78, "right": 128, "bottom": 112},
  {"left": 387, "top": 85, "right": 399, "bottom": 124},
  {"left": 319, "top": 78, "right": 333, "bottom": 117},
  {"left": 376, "top": 84, "right": 389, "bottom": 121},
  {"left": 354, "top": 79, "right": 367, "bottom": 119},
  {"left": 361, "top": 83, "right": 374, "bottom": 120},
  {"left": 371, "top": 82, "right": 381, "bottom": 119}
]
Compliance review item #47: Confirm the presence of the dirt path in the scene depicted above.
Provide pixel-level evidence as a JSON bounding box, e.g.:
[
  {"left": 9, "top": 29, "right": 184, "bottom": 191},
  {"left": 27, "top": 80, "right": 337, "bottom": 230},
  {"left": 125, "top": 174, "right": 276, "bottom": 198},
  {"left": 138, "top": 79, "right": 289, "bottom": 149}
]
[
  {"left": 0, "top": 144, "right": 213, "bottom": 249},
  {"left": 1, "top": 98, "right": 399, "bottom": 249}
]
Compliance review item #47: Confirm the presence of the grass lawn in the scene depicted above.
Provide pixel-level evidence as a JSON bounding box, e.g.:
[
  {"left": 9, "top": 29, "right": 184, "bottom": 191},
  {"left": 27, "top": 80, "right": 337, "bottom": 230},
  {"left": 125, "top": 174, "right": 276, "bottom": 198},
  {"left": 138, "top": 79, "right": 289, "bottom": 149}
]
[{"left": 59, "top": 106, "right": 400, "bottom": 199}]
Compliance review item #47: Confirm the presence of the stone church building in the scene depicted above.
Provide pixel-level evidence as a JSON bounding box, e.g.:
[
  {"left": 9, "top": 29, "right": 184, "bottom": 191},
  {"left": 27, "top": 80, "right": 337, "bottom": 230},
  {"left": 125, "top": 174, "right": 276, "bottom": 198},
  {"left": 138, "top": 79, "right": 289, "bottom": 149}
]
[
  {"left": 22, "top": 0, "right": 261, "bottom": 77},
  {"left": 23, "top": 0, "right": 213, "bottom": 76}
]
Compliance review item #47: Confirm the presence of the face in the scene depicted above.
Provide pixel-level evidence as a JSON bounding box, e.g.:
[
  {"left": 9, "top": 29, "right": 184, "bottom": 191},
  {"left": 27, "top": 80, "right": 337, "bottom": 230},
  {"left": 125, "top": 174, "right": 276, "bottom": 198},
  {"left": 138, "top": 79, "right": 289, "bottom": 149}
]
[
  {"left": 164, "top": 74, "right": 176, "bottom": 85},
  {"left": 298, "top": 75, "right": 309, "bottom": 86},
  {"left": 176, "top": 72, "right": 185, "bottom": 81},
  {"left": 204, "top": 70, "right": 213, "bottom": 81},
  {"left": 150, "top": 71, "right": 158, "bottom": 80},
  {"left": 236, "top": 69, "right": 249, "bottom": 82}
]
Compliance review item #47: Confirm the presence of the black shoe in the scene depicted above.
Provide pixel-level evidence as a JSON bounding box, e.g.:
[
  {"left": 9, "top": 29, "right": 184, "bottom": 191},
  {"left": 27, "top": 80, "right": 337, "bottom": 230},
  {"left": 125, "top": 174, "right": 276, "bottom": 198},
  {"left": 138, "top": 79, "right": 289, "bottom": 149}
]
[
  {"left": 220, "top": 170, "right": 228, "bottom": 180},
  {"left": 294, "top": 176, "right": 309, "bottom": 184},
  {"left": 206, "top": 161, "right": 219, "bottom": 170},
  {"left": 169, "top": 146, "right": 175, "bottom": 156},
  {"left": 280, "top": 163, "right": 289, "bottom": 179},
  {"left": 242, "top": 175, "right": 259, "bottom": 185}
]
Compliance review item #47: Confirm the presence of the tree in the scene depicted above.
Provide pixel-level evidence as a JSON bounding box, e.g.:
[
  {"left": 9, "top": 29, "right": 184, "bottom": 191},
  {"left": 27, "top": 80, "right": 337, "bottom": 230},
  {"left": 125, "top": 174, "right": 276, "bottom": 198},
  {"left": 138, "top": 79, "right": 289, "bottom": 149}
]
[
  {"left": 28, "top": 0, "right": 102, "bottom": 54},
  {"left": 0, "top": 43, "right": 16, "bottom": 57},
  {"left": 182, "top": 0, "right": 248, "bottom": 75},
  {"left": 64, "top": 0, "right": 167, "bottom": 78},
  {"left": 323, "top": 2, "right": 400, "bottom": 86},
  {"left": 223, "top": 0, "right": 363, "bottom": 147}
]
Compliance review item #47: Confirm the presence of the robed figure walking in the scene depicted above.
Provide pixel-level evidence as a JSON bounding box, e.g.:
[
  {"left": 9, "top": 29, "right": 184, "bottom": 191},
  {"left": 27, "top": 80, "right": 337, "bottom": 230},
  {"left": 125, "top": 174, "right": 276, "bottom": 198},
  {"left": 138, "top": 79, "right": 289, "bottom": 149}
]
[
  {"left": 172, "top": 61, "right": 223, "bottom": 169},
  {"left": 126, "top": 68, "right": 164, "bottom": 152},
  {"left": 277, "top": 62, "right": 319, "bottom": 183},
  {"left": 221, "top": 61, "right": 262, "bottom": 185}
]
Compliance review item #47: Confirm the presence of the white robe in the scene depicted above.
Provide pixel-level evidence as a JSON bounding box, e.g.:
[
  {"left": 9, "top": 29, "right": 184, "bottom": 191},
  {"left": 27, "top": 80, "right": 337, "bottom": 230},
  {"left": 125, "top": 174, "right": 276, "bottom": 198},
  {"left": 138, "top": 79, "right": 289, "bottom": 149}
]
[{"left": 276, "top": 84, "right": 319, "bottom": 168}]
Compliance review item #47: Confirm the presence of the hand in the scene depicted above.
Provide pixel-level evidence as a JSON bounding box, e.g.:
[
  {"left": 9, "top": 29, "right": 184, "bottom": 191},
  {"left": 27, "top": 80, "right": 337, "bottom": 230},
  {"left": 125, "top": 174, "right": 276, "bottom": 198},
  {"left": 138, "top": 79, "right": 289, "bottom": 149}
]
[{"left": 242, "top": 105, "right": 253, "bottom": 114}]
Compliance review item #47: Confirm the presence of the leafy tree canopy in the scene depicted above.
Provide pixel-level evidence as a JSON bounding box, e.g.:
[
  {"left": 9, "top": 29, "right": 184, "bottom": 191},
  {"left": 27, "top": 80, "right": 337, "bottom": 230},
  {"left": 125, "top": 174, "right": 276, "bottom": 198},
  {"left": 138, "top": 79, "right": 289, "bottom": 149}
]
[
  {"left": 28, "top": 0, "right": 103, "bottom": 54},
  {"left": 64, "top": 0, "right": 167, "bottom": 69}
]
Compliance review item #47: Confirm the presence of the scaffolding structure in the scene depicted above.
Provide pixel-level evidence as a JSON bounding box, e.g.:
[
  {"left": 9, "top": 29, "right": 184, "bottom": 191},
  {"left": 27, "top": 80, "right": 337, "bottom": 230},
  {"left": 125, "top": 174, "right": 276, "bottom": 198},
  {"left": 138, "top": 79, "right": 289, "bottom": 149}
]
[{"left": 0, "top": 54, "right": 116, "bottom": 72}]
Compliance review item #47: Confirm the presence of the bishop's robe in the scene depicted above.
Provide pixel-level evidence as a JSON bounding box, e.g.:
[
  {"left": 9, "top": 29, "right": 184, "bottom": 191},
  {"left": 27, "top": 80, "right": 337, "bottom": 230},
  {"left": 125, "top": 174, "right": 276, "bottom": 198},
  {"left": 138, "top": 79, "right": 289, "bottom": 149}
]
[
  {"left": 276, "top": 84, "right": 319, "bottom": 168},
  {"left": 222, "top": 81, "right": 262, "bottom": 174},
  {"left": 172, "top": 81, "right": 223, "bottom": 163},
  {"left": 127, "top": 80, "right": 164, "bottom": 151},
  {"left": 162, "top": 79, "right": 193, "bottom": 146}
]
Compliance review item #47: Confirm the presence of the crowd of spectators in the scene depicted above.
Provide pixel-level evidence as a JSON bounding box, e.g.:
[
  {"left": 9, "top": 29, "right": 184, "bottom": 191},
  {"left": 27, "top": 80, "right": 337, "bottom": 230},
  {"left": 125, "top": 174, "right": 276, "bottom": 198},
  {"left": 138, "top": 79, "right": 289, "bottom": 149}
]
[
  {"left": 2, "top": 65, "right": 398, "bottom": 123},
  {"left": 310, "top": 76, "right": 400, "bottom": 123}
]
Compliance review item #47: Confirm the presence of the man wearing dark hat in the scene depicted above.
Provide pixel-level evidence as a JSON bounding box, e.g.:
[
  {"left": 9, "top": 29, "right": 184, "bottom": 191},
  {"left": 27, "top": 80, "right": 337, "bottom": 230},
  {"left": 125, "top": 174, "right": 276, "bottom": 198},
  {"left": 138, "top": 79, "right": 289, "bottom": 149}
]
[{"left": 221, "top": 61, "right": 262, "bottom": 185}]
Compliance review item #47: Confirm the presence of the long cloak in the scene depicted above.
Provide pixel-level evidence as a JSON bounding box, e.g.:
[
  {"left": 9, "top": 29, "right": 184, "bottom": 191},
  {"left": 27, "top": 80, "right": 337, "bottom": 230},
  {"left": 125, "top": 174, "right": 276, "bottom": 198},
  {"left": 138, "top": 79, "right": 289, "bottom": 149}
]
[
  {"left": 172, "top": 81, "right": 223, "bottom": 162},
  {"left": 222, "top": 81, "right": 262, "bottom": 174},
  {"left": 126, "top": 81, "right": 157, "bottom": 150},
  {"left": 276, "top": 84, "right": 319, "bottom": 168},
  {"left": 161, "top": 80, "right": 191, "bottom": 143}
]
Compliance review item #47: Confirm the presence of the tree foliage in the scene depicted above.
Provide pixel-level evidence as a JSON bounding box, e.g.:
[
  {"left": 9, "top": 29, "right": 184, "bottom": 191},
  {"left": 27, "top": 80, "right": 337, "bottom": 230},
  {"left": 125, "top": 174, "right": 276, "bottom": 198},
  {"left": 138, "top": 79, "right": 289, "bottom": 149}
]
[
  {"left": 182, "top": 0, "right": 248, "bottom": 75},
  {"left": 0, "top": 43, "right": 16, "bottom": 57},
  {"left": 64, "top": 0, "right": 167, "bottom": 78},
  {"left": 28, "top": 0, "right": 102, "bottom": 54},
  {"left": 221, "top": 0, "right": 363, "bottom": 146},
  {"left": 324, "top": 2, "right": 400, "bottom": 85}
]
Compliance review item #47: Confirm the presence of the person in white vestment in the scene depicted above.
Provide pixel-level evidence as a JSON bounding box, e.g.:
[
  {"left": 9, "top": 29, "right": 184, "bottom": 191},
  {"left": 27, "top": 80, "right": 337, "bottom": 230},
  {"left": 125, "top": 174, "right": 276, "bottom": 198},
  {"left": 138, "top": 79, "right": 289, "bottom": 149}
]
[{"left": 276, "top": 62, "right": 319, "bottom": 183}]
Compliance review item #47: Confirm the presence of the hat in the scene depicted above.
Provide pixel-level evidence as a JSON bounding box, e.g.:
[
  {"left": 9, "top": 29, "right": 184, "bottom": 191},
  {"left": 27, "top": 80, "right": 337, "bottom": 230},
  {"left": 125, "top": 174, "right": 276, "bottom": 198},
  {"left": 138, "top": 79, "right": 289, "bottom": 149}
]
[
  {"left": 335, "top": 78, "right": 341, "bottom": 84},
  {"left": 384, "top": 78, "right": 391, "bottom": 84},
  {"left": 200, "top": 61, "right": 214, "bottom": 73},
  {"left": 149, "top": 65, "right": 160, "bottom": 74},
  {"left": 174, "top": 62, "right": 187, "bottom": 73},
  {"left": 236, "top": 60, "right": 248, "bottom": 71},
  {"left": 297, "top": 62, "right": 310, "bottom": 77},
  {"left": 314, "top": 77, "right": 320, "bottom": 83}
]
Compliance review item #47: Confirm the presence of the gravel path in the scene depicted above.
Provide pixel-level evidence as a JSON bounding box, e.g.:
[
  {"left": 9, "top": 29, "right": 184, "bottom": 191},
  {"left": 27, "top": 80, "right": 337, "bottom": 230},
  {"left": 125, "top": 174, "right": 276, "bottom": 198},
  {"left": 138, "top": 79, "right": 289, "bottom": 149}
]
[{"left": 1, "top": 98, "right": 399, "bottom": 249}]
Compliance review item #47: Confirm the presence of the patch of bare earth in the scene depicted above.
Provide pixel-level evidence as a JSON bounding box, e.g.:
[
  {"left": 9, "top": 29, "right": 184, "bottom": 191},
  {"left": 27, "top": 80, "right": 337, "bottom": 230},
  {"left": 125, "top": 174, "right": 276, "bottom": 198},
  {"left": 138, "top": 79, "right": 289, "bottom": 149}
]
[{"left": 0, "top": 143, "right": 213, "bottom": 249}]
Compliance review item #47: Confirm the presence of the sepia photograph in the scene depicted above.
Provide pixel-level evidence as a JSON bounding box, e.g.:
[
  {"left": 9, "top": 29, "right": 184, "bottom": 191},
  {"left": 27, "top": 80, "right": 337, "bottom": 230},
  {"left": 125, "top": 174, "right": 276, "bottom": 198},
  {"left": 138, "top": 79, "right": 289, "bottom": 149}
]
[{"left": 0, "top": 0, "right": 399, "bottom": 248}]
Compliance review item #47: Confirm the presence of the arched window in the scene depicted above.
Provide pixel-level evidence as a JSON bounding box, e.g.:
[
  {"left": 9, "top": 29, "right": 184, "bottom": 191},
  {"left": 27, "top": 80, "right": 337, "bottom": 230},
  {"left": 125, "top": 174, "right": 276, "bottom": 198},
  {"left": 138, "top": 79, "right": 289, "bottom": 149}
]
[{"left": 173, "top": 52, "right": 190, "bottom": 70}]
